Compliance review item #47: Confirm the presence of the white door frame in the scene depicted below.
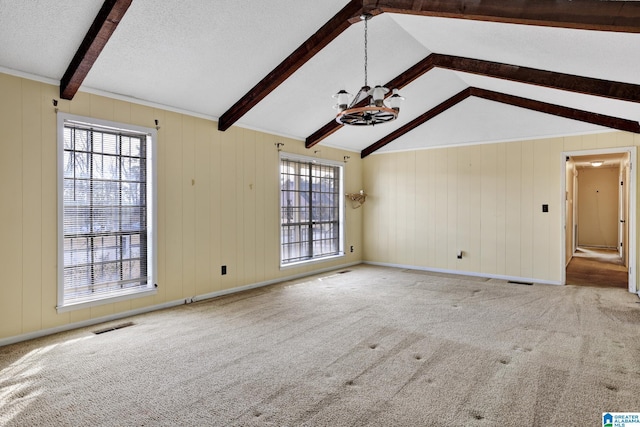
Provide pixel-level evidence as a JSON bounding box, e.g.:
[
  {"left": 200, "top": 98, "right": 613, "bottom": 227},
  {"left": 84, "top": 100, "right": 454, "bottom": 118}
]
[
  {"left": 573, "top": 171, "right": 578, "bottom": 255},
  {"left": 619, "top": 167, "right": 626, "bottom": 259},
  {"left": 561, "top": 146, "right": 637, "bottom": 293}
]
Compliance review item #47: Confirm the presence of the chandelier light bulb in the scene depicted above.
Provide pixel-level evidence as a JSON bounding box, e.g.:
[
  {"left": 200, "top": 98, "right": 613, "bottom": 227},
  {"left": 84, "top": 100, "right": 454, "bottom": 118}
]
[
  {"left": 333, "top": 90, "right": 352, "bottom": 111},
  {"left": 388, "top": 88, "right": 405, "bottom": 111},
  {"left": 369, "top": 85, "right": 389, "bottom": 107}
]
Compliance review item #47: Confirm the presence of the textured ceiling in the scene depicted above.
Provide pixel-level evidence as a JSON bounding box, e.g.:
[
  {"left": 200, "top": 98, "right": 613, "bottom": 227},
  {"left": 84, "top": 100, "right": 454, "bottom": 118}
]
[
  {"left": 0, "top": 1, "right": 104, "bottom": 79},
  {"left": 1, "top": 0, "right": 638, "bottom": 154}
]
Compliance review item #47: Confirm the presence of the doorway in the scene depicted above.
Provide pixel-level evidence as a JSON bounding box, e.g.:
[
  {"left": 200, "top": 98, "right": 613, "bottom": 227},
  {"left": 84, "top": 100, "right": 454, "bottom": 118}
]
[
  {"left": 566, "top": 247, "right": 627, "bottom": 288},
  {"left": 562, "top": 148, "right": 636, "bottom": 292}
]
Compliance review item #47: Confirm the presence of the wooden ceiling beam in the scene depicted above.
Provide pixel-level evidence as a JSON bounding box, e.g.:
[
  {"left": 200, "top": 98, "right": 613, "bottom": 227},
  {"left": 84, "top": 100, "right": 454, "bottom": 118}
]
[
  {"left": 217, "top": 0, "right": 363, "bottom": 132},
  {"left": 363, "top": 0, "right": 640, "bottom": 33},
  {"left": 360, "top": 88, "right": 471, "bottom": 158},
  {"left": 218, "top": 0, "right": 640, "bottom": 146},
  {"left": 305, "top": 55, "right": 437, "bottom": 148},
  {"left": 308, "top": 52, "right": 640, "bottom": 149},
  {"left": 470, "top": 88, "right": 640, "bottom": 134},
  {"left": 220, "top": 0, "right": 640, "bottom": 138},
  {"left": 60, "top": 0, "right": 132, "bottom": 100},
  {"left": 360, "top": 86, "right": 640, "bottom": 158},
  {"left": 433, "top": 54, "right": 640, "bottom": 103}
]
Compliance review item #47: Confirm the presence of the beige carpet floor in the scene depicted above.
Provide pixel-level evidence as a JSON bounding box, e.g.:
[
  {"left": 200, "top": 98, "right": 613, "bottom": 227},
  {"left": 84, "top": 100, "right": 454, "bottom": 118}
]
[{"left": 1, "top": 265, "right": 640, "bottom": 426}]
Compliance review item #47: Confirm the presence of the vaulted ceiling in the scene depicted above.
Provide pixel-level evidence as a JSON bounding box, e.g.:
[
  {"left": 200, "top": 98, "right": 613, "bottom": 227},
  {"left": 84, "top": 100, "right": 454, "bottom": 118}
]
[{"left": 1, "top": 0, "right": 639, "bottom": 157}]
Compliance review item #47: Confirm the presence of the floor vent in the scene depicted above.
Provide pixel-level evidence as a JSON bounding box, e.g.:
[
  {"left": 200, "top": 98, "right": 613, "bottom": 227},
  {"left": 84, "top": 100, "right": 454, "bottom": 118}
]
[
  {"left": 93, "top": 321, "right": 135, "bottom": 335},
  {"left": 508, "top": 281, "right": 533, "bottom": 286}
]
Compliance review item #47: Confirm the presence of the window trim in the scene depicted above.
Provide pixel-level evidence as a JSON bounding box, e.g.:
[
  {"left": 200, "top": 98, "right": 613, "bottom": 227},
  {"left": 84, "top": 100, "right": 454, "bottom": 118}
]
[
  {"left": 279, "top": 152, "right": 345, "bottom": 268},
  {"left": 56, "top": 113, "right": 158, "bottom": 313}
]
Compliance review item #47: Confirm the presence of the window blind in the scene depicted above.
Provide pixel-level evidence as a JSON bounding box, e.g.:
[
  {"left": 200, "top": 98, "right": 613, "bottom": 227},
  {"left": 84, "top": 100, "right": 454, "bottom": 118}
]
[
  {"left": 280, "top": 157, "right": 341, "bottom": 264},
  {"left": 62, "top": 122, "right": 150, "bottom": 305}
]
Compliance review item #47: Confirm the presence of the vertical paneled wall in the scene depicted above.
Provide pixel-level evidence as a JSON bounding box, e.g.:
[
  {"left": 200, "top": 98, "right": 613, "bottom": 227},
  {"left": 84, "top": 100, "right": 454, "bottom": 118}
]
[
  {"left": 363, "top": 132, "right": 640, "bottom": 284},
  {"left": 0, "top": 74, "right": 363, "bottom": 341}
]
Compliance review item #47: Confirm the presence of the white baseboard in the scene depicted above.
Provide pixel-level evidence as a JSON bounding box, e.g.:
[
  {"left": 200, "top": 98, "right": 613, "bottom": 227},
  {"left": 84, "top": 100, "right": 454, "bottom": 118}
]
[
  {"left": 363, "top": 261, "right": 562, "bottom": 286},
  {"left": 0, "top": 261, "right": 361, "bottom": 348}
]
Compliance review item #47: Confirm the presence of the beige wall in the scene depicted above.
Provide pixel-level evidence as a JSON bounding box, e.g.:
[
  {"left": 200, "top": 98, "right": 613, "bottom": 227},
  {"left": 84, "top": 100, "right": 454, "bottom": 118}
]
[
  {"left": 363, "top": 132, "right": 640, "bottom": 284},
  {"left": 3, "top": 70, "right": 640, "bottom": 343},
  {"left": 577, "top": 167, "right": 619, "bottom": 248},
  {"left": 0, "top": 73, "right": 363, "bottom": 342}
]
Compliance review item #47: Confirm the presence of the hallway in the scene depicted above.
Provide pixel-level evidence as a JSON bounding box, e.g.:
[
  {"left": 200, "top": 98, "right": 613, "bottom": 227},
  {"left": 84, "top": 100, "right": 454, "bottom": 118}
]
[{"left": 566, "top": 246, "right": 628, "bottom": 288}]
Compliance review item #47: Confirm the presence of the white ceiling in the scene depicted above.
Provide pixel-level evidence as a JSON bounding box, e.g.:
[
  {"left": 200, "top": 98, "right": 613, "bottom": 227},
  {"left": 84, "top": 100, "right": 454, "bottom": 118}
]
[{"left": 1, "top": 0, "right": 639, "bottom": 155}]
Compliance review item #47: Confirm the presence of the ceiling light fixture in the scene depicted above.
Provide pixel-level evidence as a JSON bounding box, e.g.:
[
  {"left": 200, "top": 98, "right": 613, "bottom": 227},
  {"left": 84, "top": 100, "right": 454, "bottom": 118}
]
[
  {"left": 591, "top": 161, "right": 603, "bottom": 167},
  {"left": 333, "top": 14, "right": 404, "bottom": 126}
]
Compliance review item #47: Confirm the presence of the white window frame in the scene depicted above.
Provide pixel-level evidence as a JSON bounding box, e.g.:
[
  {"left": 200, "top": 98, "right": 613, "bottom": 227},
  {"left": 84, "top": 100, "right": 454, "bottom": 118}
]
[
  {"left": 279, "top": 152, "right": 345, "bottom": 268},
  {"left": 56, "top": 113, "right": 158, "bottom": 313}
]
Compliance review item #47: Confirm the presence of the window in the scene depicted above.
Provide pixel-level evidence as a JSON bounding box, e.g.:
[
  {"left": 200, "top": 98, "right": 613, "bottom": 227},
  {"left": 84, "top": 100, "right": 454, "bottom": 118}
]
[
  {"left": 280, "top": 154, "right": 344, "bottom": 266},
  {"left": 57, "top": 114, "right": 157, "bottom": 311}
]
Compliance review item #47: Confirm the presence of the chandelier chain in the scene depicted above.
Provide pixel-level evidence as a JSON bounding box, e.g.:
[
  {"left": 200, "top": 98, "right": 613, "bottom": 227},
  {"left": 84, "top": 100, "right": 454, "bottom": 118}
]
[{"left": 364, "top": 16, "right": 368, "bottom": 87}]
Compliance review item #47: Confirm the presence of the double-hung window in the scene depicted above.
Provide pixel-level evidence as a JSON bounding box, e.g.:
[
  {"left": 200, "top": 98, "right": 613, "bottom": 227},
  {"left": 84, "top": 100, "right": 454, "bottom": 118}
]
[
  {"left": 280, "top": 154, "right": 344, "bottom": 266},
  {"left": 57, "top": 114, "right": 157, "bottom": 312}
]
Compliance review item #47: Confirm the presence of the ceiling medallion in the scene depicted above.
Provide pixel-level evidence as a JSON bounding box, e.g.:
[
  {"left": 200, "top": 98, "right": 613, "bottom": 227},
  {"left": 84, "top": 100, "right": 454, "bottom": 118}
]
[{"left": 333, "top": 14, "right": 404, "bottom": 126}]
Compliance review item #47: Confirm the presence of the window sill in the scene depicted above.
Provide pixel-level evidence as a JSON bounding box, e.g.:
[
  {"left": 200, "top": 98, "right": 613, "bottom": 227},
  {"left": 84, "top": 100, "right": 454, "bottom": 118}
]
[
  {"left": 56, "top": 288, "right": 157, "bottom": 313},
  {"left": 280, "top": 253, "right": 345, "bottom": 270}
]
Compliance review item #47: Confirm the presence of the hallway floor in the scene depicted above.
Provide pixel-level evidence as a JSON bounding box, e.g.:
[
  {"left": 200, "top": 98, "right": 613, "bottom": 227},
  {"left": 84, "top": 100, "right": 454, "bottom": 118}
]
[{"left": 566, "top": 246, "right": 628, "bottom": 288}]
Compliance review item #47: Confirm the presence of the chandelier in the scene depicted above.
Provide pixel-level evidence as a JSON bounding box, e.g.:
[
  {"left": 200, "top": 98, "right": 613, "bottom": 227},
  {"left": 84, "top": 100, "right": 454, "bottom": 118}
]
[{"left": 333, "top": 14, "right": 404, "bottom": 126}]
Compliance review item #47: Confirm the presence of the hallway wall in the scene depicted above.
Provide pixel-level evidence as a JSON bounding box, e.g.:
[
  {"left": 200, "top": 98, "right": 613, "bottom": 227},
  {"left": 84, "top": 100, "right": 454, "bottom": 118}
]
[{"left": 577, "top": 167, "right": 619, "bottom": 248}]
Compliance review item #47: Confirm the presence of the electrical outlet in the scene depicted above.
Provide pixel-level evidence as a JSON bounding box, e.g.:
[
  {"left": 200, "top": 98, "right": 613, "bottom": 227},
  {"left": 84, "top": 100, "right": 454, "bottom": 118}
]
[
  {"left": 350, "top": 246, "right": 354, "bottom": 253},
  {"left": 221, "top": 265, "right": 227, "bottom": 275}
]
